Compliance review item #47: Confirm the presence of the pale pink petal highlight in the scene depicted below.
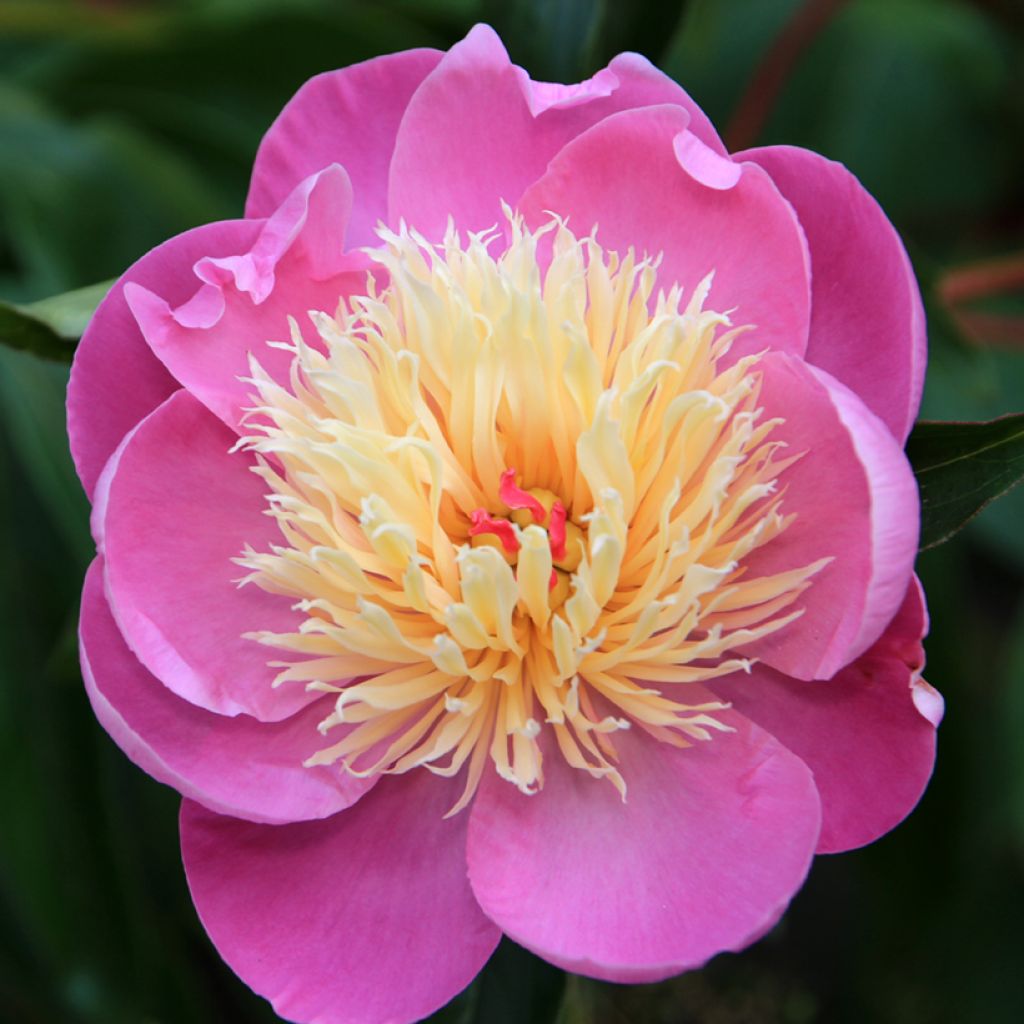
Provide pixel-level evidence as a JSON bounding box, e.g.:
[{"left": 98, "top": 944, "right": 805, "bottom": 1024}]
[
  {"left": 741, "top": 145, "right": 927, "bottom": 442},
  {"left": 714, "top": 577, "right": 940, "bottom": 853},
  {"left": 519, "top": 106, "right": 811, "bottom": 361},
  {"left": 181, "top": 777, "right": 501, "bottom": 1024},
  {"left": 515, "top": 66, "right": 619, "bottom": 114},
  {"left": 102, "top": 390, "right": 312, "bottom": 721},
  {"left": 674, "top": 130, "right": 742, "bottom": 190},
  {"left": 467, "top": 720, "right": 820, "bottom": 982},
  {"left": 80, "top": 559, "right": 373, "bottom": 825}
]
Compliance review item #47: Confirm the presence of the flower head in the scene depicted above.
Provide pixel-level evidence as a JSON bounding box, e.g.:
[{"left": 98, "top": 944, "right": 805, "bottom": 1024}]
[{"left": 69, "top": 25, "right": 943, "bottom": 1024}]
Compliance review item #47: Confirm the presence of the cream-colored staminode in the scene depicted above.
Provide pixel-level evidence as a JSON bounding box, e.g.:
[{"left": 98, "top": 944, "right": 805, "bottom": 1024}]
[{"left": 235, "top": 210, "right": 825, "bottom": 814}]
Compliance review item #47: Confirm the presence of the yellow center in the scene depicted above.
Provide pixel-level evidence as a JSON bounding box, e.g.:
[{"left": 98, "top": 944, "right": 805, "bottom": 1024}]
[{"left": 236, "top": 211, "right": 825, "bottom": 815}]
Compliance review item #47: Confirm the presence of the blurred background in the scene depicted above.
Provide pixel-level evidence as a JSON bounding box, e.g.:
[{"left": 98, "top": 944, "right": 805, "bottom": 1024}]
[{"left": 1, "top": 1, "right": 1022, "bottom": 1021}]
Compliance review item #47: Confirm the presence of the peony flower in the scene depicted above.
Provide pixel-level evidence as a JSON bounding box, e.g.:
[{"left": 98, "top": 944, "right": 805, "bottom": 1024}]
[{"left": 68, "top": 24, "right": 944, "bottom": 1024}]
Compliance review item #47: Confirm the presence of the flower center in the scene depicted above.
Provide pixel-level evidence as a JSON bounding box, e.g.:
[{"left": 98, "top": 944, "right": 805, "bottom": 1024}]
[
  {"left": 235, "top": 212, "right": 825, "bottom": 814},
  {"left": 468, "top": 469, "right": 584, "bottom": 606}
]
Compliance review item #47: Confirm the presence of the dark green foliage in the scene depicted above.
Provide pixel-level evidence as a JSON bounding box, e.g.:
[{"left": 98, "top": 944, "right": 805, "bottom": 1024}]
[
  {"left": 909, "top": 415, "right": 1024, "bottom": 550},
  {"left": 0, "top": 281, "right": 111, "bottom": 362}
]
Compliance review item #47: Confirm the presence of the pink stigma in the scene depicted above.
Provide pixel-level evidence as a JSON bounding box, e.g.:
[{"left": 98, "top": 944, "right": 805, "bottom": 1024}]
[
  {"left": 548, "top": 501, "right": 567, "bottom": 560},
  {"left": 499, "top": 469, "right": 545, "bottom": 523},
  {"left": 468, "top": 509, "right": 520, "bottom": 555}
]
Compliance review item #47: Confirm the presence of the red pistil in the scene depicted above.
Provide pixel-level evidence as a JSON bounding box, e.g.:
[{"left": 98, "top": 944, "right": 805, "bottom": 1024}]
[
  {"left": 474, "top": 473, "right": 568, "bottom": 592},
  {"left": 499, "top": 469, "right": 546, "bottom": 523},
  {"left": 548, "top": 501, "right": 567, "bottom": 560},
  {"left": 468, "top": 509, "right": 520, "bottom": 555}
]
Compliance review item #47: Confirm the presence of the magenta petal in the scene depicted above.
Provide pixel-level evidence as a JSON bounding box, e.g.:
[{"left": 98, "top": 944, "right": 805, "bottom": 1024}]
[
  {"left": 102, "top": 389, "right": 311, "bottom": 721},
  {"left": 126, "top": 165, "right": 370, "bottom": 433},
  {"left": 513, "top": 50, "right": 724, "bottom": 154},
  {"left": 713, "top": 577, "right": 941, "bottom": 853},
  {"left": 68, "top": 219, "right": 262, "bottom": 498},
  {"left": 467, "top": 720, "right": 819, "bottom": 982},
  {"left": 604, "top": 51, "right": 726, "bottom": 154},
  {"left": 389, "top": 24, "right": 726, "bottom": 241},
  {"left": 246, "top": 48, "right": 443, "bottom": 246},
  {"left": 181, "top": 776, "right": 501, "bottom": 1024},
  {"left": 740, "top": 353, "right": 920, "bottom": 680},
  {"left": 741, "top": 145, "right": 926, "bottom": 442},
  {"left": 80, "top": 559, "right": 372, "bottom": 824},
  {"left": 518, "top": 106, "right": 811, "bottom": 360}
]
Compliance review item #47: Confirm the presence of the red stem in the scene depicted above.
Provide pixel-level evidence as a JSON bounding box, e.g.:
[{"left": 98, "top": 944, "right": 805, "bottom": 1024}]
[{"left": 724, "top": 0, "right": 851, "bottom": 152}]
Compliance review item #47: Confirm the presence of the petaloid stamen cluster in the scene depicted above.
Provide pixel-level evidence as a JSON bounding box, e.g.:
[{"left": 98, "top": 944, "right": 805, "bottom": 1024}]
[{"left": 235, "top": 211, "right": 825, "bottom": 814}]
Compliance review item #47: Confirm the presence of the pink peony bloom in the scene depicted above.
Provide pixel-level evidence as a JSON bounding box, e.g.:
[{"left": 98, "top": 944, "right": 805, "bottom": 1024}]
[{"left": 68, "top": 25, "right": 944, "bottom": 1024}]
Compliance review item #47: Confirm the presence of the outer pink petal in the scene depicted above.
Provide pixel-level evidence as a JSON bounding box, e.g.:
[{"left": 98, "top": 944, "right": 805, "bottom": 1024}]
[
  {"left": 80, "top": 558, "right": 373, "bottom": 825},
  {"left": 126, "top": 164, "right": 371, "bottom": 433},
  {"left": 518, "top": 105, "right": 811, "bottom": 360},
  {"left": 181, "top": 776, "right": 501, "bottom": 1024},
  {"left": 467, "top": 718, "right": 820, "bottom": 983},
  {"left": 740, "top": 353, "right": 920, "bottom": 680},
  {"left": 246, "top": 48, "right": 443, "bottom": 246},
  {"left": 740, "top": 145, "right": 926, "bottom": 442},
  {"left": 101, "top": 389, "right": 311, "bottom": 721},
  {"left": 713, "top": 577, "right": 941, "bottom": 853},
  {"left": 388, "top": 24, "right": 726, "bottom": 241},
  {"left": 68, "top": 219, "right": 262, "bottom": 498}
]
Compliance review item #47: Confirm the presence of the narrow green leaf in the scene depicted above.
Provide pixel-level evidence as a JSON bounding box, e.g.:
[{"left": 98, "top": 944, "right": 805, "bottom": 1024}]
[
  {"left": 908, "top": 414, "right": 1024, "bottom": 550},
  {"left": 0, "top": 280, "right": 112, "bottom": 362}
]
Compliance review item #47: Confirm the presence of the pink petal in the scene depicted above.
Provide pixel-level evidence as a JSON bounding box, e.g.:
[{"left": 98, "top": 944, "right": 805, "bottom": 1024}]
[
  {"left": 467, "top": 718, "right": 819, "bottom": 982},
  {"left": 101, "top": 389, "right": 312, "bottom": 721},
  {"left": 519, "top": 51, "right": 725, "bottom": 153},
  {"left": 388, "top": 24, "right": 726, "bottom": 241},
  {"left": 126, "top": 165, "right": 371, "bottom": 434},
  {"left": 246, "top": 48, "right": 444, "bottom": 246},
  {"left": 740, "top": 353, "right": 920, "bottom": 680},
  {"left": 713, "top": 577, "right": 941, "bottom": 853},
  {"left": 68, "top": 219, "right": 262, "bottom": 498},
  {"left": 80, "top": 558, "right": 373, "bottom": 825},
  {"left": 740, "top": 145, "right": 926, "bottom": 442},
  {"left": 181, "top": 775, "right": 501, "bottom": 1024},
  {"left": 518, "top": 106, "right": 811, "bottom": 361}
]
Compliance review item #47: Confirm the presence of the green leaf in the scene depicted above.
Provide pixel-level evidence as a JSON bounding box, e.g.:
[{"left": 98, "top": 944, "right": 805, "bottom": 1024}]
[
  {"left": 908, "top": 414, "right": 1024, "bottom": 550},
  {"left": 0, "top": 280, "right": 112, "bottom": 361}
]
